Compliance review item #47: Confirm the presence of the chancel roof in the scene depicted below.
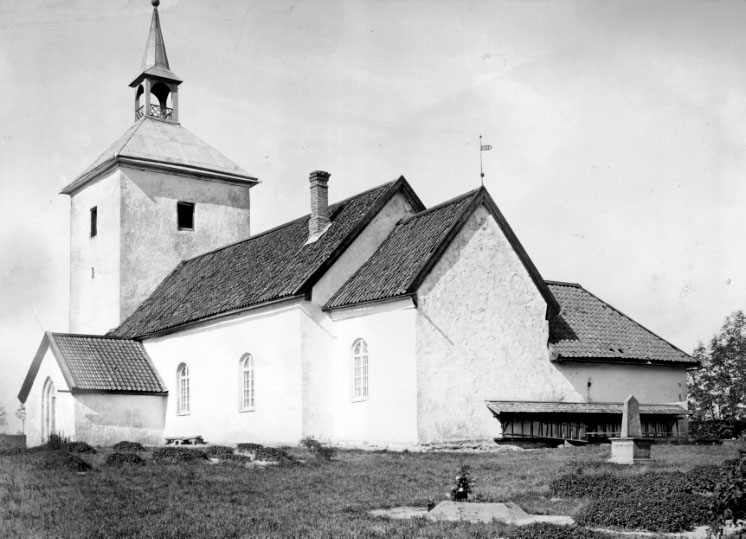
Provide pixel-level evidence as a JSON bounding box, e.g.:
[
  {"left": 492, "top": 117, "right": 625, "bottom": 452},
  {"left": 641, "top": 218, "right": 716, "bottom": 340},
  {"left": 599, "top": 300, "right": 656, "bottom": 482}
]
[
  {"left": 18, "top": 333, "right": 166, "bottom": 402},
  {"left": 325, "top": 188, "right": 560, "bottom": 316},
  {"left": 547, "top": 281, "right": 697, "bottom": 366},
  {"left": 110, "top": 178, "right": 424, "bottom": 338},
  {"left": 61, "top": 117, "right": 257, "bottom": 195}
]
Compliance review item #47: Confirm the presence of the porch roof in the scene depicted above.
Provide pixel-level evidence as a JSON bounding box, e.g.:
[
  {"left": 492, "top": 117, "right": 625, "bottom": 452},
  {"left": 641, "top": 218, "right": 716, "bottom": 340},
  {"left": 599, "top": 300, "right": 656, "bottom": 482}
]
[{"left": 486, "top": 400, "right": 689, "bottom": 416}]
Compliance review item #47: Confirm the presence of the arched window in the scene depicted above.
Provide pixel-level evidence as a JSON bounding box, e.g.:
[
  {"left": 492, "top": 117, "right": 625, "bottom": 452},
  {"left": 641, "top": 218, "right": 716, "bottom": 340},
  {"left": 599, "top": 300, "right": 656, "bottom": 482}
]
[
  {"left": 240, "top": 354, "right": 255, "bottom": 411},
  {"left": 42, "top": 377, "right": 56, "bottom": 441},
  {"left": 177, "top": 363, "right": 190, "bottom": 415},
  {"left": 352, "top": 339, "right": 369, "bottom": 400}
]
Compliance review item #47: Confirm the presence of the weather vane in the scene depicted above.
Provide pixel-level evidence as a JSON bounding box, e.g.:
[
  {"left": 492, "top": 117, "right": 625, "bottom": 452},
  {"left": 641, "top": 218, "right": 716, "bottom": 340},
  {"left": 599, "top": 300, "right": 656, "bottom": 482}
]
[{"left": 479, "top": 135, "right": 492, "bottom": 186}]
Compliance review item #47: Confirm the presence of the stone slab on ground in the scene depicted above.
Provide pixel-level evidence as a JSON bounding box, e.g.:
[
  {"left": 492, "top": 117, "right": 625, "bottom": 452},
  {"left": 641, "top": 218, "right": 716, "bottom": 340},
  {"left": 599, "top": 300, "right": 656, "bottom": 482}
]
[
  {"left": 593, "top": 524, "right": 742, "bottom": 538},
  {"left": 370, "top": 501, "right": 574, "bottom": 526}
]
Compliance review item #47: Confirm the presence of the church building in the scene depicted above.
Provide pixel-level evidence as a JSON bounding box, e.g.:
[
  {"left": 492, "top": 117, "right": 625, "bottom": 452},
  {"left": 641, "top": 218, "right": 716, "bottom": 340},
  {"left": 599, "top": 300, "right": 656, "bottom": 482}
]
[{"left": 18, "top": 2, "right": 698, "bottom": 448}]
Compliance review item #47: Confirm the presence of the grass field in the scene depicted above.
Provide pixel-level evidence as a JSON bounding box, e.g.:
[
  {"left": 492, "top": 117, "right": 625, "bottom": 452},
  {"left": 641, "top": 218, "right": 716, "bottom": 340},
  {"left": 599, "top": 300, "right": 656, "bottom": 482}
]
[{"left": 0, "top": 441, "right": 736, "bottom": 538}]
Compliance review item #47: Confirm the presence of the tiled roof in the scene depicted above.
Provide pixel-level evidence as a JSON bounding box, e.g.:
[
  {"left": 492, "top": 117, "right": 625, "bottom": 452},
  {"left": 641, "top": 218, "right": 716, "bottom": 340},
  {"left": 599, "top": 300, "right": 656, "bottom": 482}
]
[
  {"left": 61, "top": 117, "right": 256, "bottom": 194},
  {"left": 325, "top": 188, "right": 560, "bottom": 315},
  {"left": 487, "top": 401, "right": 689, "bottom": 416},
  {"left": 111, "top": 179, "right": 422, "bottom": 338},
  {"left": 325, "top": 190, "right": 480, "bottom": 309},
  {"left": 547, "top": 281, "right": 697, "bottom": 365},
  {"left": 18, "top": 332, "right": 166, "bottom": 401}
]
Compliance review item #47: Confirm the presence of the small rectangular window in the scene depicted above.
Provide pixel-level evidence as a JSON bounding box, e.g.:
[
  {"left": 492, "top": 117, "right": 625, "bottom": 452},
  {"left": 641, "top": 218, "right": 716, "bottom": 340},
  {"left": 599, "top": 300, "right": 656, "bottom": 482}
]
[
  {"left": 177, "top": 201, "right": 195, "bottom": 230},
  {"left": 90, "top": 207, "right": 97, "bottom": 237}
]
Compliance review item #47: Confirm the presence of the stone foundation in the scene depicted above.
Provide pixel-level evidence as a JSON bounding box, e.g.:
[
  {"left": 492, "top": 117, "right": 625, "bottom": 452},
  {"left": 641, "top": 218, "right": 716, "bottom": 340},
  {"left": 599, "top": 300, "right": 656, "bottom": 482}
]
[{"left": 609, "top": 438, "right": 652, "bottom": 464}]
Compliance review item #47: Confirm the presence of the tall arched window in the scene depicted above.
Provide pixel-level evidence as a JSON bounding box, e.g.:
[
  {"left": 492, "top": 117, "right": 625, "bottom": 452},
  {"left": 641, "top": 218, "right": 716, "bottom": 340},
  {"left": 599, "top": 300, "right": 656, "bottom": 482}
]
[
  {"left": 240, "top": 354, "right": 255, "bottom": 411},
  {"left": 42, "top": 377, "right": 56, "bottom": 441},
  {"left": 177, "top": 363, "right": 190, "bottom": 415},
  {"left": 352, "top": 339, "right": 369, "bottom": 401}
]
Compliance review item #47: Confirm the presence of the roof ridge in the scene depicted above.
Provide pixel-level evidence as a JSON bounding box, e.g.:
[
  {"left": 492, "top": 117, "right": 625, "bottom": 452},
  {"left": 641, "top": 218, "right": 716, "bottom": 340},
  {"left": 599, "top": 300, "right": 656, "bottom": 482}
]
[
  {"left": 51, "top": 331, "right": 138, "bottom": 341},
  {"left": 177, "top": 179, "right": 401, "bottom": 265},
  {"left": 545, "top": 280, "right": 583, "bottom": 288},
  {"left": 398, "top": 187, "right": 482, "bottom": 225}
]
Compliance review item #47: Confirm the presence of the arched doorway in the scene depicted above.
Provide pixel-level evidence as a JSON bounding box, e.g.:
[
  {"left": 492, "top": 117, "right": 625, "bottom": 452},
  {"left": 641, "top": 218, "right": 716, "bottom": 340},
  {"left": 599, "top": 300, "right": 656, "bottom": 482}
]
[{"left": 42, "top": 378, "right": 56, "bottom": 441}]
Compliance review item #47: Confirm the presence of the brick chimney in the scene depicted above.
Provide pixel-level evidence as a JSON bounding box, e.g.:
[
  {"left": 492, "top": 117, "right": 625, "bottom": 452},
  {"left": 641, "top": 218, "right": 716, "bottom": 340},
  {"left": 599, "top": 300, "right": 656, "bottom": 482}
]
[{"left": 308, "top": 170, "right": 331, "bottom": 240}]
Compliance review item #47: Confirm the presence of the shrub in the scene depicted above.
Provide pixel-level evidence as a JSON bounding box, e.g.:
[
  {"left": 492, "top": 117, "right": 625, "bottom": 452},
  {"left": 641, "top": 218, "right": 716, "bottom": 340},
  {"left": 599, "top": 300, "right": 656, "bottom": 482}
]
[
  {"left": 686, "top": 464, "right": 722, "bottom": 493},
  {"left": 46, "top": 433, "right": 71, "bottom": 451},
  {"left": 507, "top": 523, "right": 604, "bottom": 539},
  {"left": 32, "top": 450, "right": 92, "bottom": 472},
  {"left": 216, "top": 454, "right": 254, "bottom": 466},
  {"left": 204, "top": 445, "right": 235, "bottom": 457},
  {"left": 450, "top": 465, "right": 473, "bottom": 501},
  {"left": 690, "top": 419, "right": 746, "bottom": 440},
  {"left": 151, "top": 446, "right": 208, "bottom": 463},
  {"left": 253, "top": 446, "right": 296, "bottom": 465},
  {"left": 112, "top": 441, "right": 145, "bottom": 452},
  {"left": 708, "top": 459, "right": 746, "bottom": 537},
  {"left": 67, "top": 441, "right": 96, "bottom": 454},
  {"left": 236, "top": 442, "right": 264, "bottom": 452},
  {"left": 300, "top": 437, "right": 336, "bottom": 461},
  {"left": 576, "top": 492, "right": 710, "bottom": 533},
  {"left": 105, "top": 452, "right": 145, "bottom": 466}
]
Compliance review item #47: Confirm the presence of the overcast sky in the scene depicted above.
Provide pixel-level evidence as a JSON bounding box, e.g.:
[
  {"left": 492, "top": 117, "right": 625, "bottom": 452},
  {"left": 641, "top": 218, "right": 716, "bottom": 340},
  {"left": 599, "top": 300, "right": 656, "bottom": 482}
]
[{"left": 1, "top": 0, "right": 744, "bottom": 431}]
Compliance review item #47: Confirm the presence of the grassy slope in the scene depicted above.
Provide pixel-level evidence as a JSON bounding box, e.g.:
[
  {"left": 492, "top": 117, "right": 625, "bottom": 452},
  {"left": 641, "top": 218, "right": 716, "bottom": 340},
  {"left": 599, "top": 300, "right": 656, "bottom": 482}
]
[{"left": 0, "top": 443, "right": 735, "bottom": 538}]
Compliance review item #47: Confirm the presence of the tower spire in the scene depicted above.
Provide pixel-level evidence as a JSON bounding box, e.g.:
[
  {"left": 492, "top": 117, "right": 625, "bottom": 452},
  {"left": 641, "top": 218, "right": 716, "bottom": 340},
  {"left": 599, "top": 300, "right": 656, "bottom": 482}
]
[
  {"left": 142, "top": 0, "right": 170, "bottom": 73},
  {"left": 129, "top": 0, "right": 183, "bottom": 123}
]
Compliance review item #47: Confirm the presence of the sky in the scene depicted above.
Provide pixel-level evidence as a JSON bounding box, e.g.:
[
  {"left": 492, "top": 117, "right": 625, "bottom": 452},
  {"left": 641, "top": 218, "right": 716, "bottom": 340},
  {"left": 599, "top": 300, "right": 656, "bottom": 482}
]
[{"left": 1, "top": 0, "right": 745, "bottom": 432}]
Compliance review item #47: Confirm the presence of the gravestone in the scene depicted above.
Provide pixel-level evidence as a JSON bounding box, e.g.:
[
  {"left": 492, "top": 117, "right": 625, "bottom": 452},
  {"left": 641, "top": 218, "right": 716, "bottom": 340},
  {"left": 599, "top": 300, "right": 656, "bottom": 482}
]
[{"left": 609, "top": 395, "right": 652, "bottom": 464}]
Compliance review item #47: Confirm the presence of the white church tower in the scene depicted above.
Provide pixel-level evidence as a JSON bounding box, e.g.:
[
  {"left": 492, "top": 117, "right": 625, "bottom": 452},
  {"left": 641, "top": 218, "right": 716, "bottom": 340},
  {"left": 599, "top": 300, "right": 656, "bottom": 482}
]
[{"left": 60, "top": 0, "right": 258, "bottom": 335}]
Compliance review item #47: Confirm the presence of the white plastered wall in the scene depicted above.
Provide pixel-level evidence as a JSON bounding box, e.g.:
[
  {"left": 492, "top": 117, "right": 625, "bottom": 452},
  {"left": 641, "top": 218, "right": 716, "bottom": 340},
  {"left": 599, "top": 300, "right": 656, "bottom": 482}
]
[
  {"left": 74, "top": 394, "right": 166, "bottom": 446},
  {"left": 119, "top": 166, "right": 252, "bottom": 324},
  {"left": 322, "top": 301, "right": 419, "bottom": 445},
  {"left": 556, "top": 363, "right": 688, "bottom": 407},
  {"left": 23, "top": 347, "right": 76, "bottom": 447},
  {"left": 415, "top": 204, "right": 581, "bottom": 443},
  {"left": 69, "top": 169, "right": 121, "bottom": 334},
  {"left": 142, "top": 303, "right": 303, "bottom": 445}
]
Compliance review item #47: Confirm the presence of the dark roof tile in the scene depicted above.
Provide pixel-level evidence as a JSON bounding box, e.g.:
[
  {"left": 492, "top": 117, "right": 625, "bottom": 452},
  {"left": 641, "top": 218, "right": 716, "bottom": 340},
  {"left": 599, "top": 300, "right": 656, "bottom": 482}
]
[
  {"left": 112, "top": 179, "right": 418, "bottom": 338},
  {"left": 547, "top": 281, "right": 696, "bottom": 365},
  {"left": 325, "top": 190, "right": 479, "bottom": 309}
]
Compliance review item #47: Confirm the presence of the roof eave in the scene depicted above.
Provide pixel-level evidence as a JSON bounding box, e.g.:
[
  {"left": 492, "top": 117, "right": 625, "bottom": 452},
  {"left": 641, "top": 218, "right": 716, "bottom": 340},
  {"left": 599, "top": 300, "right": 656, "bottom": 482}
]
[
  {"left": 553, "top": 354, "right": 700, "bottom": 368},
  {"left": 61, "top": 155, "right": 259, "bottom": 196},
  {"left": 71, "top": 388, "right": 168, "bottom": 396}
]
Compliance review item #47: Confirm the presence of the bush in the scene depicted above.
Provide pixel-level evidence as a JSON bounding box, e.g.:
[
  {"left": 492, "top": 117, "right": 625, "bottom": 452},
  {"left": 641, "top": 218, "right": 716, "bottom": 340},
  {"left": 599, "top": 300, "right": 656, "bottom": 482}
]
[
  {"left": 507, "top": 523, "right": 604, "bottom": 539},
  {"left": 112, "top": 441, "right": 145, "bottom": 452},
  {"left": 151, "top": 447, "right": 208, "bottom": 463},
  {"left": 236, "top": 442, "right": 264, "bottom": 452},
  {"left": 216, "top": 454, "right": 254, "bottom": 466},
  {"left": 67, "top": 441, "right": 96, "bottom": 454},
  {"left": 32, "top": 450, "right": 92, "bottom": 472},
  {"left": 254, "top": 446, "right": 295, "bottom": 464},
  {"left": 550, "top": 470, "right": 713, "bottom": 499},
  {"left": 686, "top": 464, "right": 722, "bottom": 493},
  {"left": 105, "top": 452, "right": 145, "bottom": 466},
  {"left": 300, "top": 437, "right": 336, "bottom": 461},
  {"left": 204, "top": 445, "right": 235, "bottom": 457},
  {"left": 576, "top": 492, "right": 710, "bottom": 533},
  {"left": 46, "top": 433, "right": 71, "bottom": 451},
  {"left": 708, "top": 459, "right": 746, "bottom": 537},
  {"left": 690, "top": 419, "right": 746, "bottom": 440}
]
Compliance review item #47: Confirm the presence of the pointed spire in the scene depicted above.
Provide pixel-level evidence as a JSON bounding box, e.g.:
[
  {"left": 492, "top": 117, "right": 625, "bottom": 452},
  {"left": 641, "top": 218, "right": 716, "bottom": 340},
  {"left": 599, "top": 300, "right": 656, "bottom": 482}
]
[
  {"left": 129, "top": 0, "right": 182, "bottom": 87},
  {"left": 142, "top": 1, "right": 170, "bottom": 72}
]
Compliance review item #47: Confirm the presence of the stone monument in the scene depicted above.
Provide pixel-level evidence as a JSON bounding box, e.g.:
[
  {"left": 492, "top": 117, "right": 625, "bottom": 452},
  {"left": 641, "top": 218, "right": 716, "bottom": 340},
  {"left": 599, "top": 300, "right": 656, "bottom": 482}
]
[{"left": 609, "top": 395, "right": 652, "bottom": 464}]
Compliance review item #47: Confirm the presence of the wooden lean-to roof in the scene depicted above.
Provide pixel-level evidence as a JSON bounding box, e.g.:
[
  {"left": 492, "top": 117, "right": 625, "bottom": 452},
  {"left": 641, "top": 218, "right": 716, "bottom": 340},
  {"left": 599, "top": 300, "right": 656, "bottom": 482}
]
[
  {"left": 110, "top": 178, "right": 425, "bottom": 338},
  {"left": 547, "top": 281, "right": 697, "bottom": 366},
  {"left": 18, "top": 332, "right": 166, "bottom": 402},
  {"left": 486, "top": 400, "right": 690, "bottom": 416}
]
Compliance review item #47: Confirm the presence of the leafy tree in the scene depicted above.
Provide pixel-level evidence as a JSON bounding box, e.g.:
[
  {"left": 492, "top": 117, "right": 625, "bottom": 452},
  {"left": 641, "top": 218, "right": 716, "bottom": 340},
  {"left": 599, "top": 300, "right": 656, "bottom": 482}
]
[{"left": 688, "top": 311, "right": 746, "bottom": 420}]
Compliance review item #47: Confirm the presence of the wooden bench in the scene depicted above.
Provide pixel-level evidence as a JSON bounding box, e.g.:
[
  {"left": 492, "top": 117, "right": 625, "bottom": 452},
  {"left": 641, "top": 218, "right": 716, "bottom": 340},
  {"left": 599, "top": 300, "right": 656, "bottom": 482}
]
[{"left": 165, "top": 435, "right": 205, "bottom": 446}]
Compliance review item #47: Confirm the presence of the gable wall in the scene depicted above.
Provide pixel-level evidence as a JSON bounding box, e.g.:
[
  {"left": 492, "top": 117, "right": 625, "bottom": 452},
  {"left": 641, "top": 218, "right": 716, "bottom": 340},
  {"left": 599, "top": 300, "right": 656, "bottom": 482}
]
[
  {"left": 415, "top": 204, "right": 581, "bottom": 443},
  {"left": 69, "top": 169, "right": 121, "bottom": 334},
  {"left": 119, "top": 166, "right": 252, "bottom": 325},
  {"left": 311, "top": 191, "right": 417, "bottom": 306},
  {"left": 142, "top": 302, "right": 304, "bottom": 445},
  {"left": 23, "top": 347, "right": 75, "bottom": 447}
]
